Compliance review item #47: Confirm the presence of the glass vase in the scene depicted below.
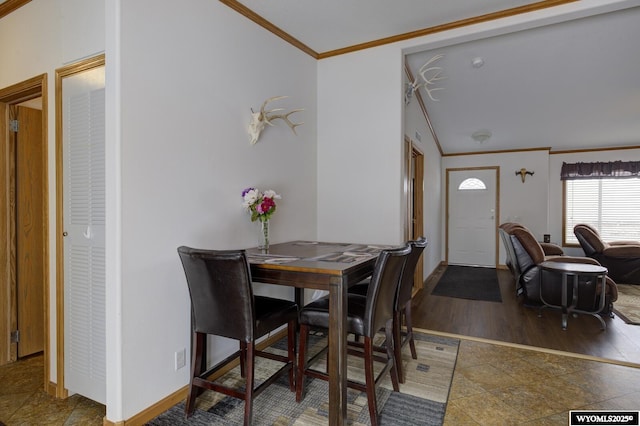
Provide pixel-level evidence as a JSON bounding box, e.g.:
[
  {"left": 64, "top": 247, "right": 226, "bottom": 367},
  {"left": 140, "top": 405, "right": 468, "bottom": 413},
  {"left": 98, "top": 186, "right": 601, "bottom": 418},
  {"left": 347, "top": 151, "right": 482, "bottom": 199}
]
[{"left": 258, "top": 219, "right": 270, "bottom": 252}]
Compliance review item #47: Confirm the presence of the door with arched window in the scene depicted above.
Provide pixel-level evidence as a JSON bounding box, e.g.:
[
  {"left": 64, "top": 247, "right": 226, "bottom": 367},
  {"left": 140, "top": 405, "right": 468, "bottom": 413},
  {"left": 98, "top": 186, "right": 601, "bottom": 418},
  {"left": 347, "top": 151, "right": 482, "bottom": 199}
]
[{"left": 446, "top": 167, "right": 499, "bottom": 267}]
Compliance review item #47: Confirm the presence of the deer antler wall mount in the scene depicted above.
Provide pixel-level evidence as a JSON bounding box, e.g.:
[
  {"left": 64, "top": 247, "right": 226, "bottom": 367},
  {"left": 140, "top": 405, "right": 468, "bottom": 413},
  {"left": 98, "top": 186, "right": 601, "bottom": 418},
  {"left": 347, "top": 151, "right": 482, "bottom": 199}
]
[
  {"left": 248, "top": 96, "right": 304, "bottom": 145},
  {"left": 516, "top": 168, "right": 534, "bottom": 183},
  {"left": 405, "top": 54, "right": 446, "bottom": 105}
]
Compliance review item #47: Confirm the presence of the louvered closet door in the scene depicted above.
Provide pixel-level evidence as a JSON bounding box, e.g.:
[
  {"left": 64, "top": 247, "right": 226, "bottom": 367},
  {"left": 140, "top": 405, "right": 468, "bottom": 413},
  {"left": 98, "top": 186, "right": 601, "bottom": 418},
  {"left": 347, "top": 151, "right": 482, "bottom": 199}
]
[{"left": 63, "top": 85, "right": 106, "bottom": 404}]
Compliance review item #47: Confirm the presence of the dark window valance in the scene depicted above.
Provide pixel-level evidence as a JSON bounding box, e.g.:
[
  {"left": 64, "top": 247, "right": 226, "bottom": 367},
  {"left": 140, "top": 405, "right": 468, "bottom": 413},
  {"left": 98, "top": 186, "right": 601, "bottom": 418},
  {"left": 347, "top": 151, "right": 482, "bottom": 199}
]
[{"left": 560, "top": 161, "right": 640, "bottom": 180}]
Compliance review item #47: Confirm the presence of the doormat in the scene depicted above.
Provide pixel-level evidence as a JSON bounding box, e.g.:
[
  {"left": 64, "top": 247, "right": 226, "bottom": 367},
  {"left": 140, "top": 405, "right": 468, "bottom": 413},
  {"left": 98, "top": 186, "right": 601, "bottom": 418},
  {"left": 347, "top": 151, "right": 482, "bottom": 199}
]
[
  {"left": 147, "top": 331, "right": 459, "bottom": 425},
  {"left": 431, "top": 265, "right": 502, "bottom": 302}
]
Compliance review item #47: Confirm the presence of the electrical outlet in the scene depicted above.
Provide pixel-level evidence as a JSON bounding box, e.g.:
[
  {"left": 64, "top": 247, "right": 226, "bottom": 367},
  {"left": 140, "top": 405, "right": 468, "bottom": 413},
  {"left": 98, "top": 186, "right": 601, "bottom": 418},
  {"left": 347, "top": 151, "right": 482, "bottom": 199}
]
[{"left": 175, "top": 348, "right": 186, "bottom": 371}]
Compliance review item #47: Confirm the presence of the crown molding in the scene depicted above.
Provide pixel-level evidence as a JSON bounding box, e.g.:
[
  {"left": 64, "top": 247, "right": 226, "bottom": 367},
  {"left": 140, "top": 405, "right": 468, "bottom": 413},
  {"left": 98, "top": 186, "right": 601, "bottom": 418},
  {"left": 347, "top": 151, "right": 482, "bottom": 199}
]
[
  {"left": 0, "top": 0, "right": 31, "bottom": 20},
  {"left": 220, "top": 0, "right": 578, "bottom": 59},
  {"left": 218, "top": 0, "right": 319, "bottom": 59}
]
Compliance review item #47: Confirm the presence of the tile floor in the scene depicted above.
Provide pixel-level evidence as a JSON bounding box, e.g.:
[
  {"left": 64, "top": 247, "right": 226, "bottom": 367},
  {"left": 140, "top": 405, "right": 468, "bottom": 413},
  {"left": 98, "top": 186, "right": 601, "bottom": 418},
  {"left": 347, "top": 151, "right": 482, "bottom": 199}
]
[
  {"left": 0, "top": 355, "right": 104, "bottom": 425},
  {"left": 445, "top": 338, "right": 640, "bottom": 425},
  {"left": 2, "top": 337, "right": 639, "bottom": 425}
]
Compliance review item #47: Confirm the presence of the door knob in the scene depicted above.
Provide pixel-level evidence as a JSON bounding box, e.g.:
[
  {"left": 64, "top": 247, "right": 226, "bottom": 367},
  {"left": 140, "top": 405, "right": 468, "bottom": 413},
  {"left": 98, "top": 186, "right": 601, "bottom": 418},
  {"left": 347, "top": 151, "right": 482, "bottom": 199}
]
[{"left": 63, "top": 231, "right": 68, "bottom": 237}]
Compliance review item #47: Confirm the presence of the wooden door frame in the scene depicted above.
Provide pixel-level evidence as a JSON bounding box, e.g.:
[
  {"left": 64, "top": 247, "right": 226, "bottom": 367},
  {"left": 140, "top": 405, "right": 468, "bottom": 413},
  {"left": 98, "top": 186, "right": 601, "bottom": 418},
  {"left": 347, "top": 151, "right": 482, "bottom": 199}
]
[
  {"left": 0, "top": 74, "right": 51, "bottom": 393},
  {"left": 404, "top": 136, "right": 425, "bottom": 292},
  {"left": 55, "top": 53, "right": 106, "bottom": 399},
  {"left": 445, "top": 166, "right": 500, "bottom": 267}
]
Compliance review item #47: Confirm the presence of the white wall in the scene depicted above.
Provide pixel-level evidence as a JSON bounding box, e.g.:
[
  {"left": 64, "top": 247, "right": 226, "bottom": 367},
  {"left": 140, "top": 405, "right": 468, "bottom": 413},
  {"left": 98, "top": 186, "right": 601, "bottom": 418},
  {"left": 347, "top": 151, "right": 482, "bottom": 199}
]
[
  {"left": 317, "top": 45, "right": 405, "bottom": 246},
  {"left": 0, "top": 0, "right": 106, "bottom": 388},
  {"left": 115, "top": 0, "right": 317, "bottom": 420}
]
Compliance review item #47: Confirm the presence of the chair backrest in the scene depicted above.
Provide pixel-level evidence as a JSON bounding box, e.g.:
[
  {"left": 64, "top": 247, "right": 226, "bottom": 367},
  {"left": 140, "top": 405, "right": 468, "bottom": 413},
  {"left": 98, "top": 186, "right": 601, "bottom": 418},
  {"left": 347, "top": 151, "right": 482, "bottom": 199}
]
[
  {"left": 510, "top": 233, "right": 537, "bottom": 274},
  {"left": 396, "top": 237, "right": 428, "bottom": 310},
  {"left": 178, "top": 246, "right": 255, "bottom": 341},
  {"left": 501, "top": 223, "right": 536, "bottom": 271},
  {"left": 364, "top": 244, "right": 411, "bottom": 337},
  {"left": 510, "top": 227, "right": 545, "bottom": 265},
  {"left": 574, "top": 224, "right": 606, "bottom": 255},
  {"left": 500, "top": 231, "right": 516, "bottom": 272},
  {"left": 499, "top": 224, "right": 518, "bottom": 277}
]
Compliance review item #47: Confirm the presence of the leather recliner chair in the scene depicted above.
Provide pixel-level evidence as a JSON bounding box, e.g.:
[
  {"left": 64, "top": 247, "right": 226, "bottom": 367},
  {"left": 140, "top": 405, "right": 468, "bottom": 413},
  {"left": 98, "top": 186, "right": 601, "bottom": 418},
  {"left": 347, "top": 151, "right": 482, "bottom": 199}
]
[
  {"left": 499, "top": 222, "right": 564, "bottom": 295},
  {"left": 574, "top": 224, "right": 640, "bottom": 284},
  {"left": 500, "top": 223, "right": 618, "bottom": 314}
]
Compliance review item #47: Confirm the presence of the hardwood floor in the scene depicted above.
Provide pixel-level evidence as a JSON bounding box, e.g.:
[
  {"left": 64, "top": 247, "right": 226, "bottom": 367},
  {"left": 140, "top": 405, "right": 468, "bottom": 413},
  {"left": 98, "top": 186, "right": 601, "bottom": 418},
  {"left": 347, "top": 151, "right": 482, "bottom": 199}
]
[{"left": 413, "top": 264, "right": 640, "bottom": 366}]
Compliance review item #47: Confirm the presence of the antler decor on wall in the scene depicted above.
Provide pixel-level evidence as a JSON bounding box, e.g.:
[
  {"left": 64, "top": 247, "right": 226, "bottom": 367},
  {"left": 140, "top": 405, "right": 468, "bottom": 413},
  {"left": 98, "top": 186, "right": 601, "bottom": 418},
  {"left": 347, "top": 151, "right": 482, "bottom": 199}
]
[
  {"left": 405, "top": 54, "right": 446, "bottom": 105},
  {"left": 247, "top": 96, "right": 304, "bottom": 145},
  {"left": 516, "top": 168, "right": 534, "bottom": 182}
]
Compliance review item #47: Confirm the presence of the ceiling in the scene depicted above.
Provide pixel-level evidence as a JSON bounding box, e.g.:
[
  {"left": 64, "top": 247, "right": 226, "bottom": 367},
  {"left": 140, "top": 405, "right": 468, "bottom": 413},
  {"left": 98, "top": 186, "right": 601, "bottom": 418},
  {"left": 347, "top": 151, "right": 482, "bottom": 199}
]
[{"left": 226, "top": 0, "right": 640, "bottom": 154}]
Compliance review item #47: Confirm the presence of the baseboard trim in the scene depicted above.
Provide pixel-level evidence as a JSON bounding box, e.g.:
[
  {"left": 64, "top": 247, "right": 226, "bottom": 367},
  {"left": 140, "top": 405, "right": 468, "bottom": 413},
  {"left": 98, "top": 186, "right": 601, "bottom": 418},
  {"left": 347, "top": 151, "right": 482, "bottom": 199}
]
[
  {"left": 110, "top": 386, "right": 188, "bottom": 426},
  {"left": 46, "top": 381, "right": 58, "bottom": 397},
  {"left": 104, "top": 329, "right": 289, "bottom": 425}
]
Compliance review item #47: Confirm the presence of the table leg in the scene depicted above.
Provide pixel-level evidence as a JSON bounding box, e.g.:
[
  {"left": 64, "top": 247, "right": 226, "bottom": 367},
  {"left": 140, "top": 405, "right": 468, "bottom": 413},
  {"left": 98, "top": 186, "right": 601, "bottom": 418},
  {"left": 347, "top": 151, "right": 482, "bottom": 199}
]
[
  {"left": 561, "top": 273, "right": 568, "bottom": 330},
  {"left": 570, "top": 274, "right": 580, "bottom": 310},
  {"left": 595, "top": 274, "right": 607, "bottom": 330},
  {"left": 294, "top": 288, "right": 304, "bottom": 309},
  {"left": 327, "top": 276, "right": 348, "bottom": 425}
]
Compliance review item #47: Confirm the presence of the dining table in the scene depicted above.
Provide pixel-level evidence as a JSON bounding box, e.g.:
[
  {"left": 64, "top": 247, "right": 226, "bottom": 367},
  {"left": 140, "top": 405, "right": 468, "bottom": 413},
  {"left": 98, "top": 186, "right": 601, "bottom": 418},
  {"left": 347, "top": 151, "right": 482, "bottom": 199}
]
[{"left": 246, "top": 240, "right": 391, "bottom": 425}]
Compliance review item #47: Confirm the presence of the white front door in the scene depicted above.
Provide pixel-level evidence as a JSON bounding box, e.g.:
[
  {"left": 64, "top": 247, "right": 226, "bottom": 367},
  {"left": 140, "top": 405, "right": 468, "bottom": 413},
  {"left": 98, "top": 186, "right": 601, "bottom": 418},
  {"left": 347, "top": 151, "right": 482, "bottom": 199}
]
[{"left": 447, "top": 168, "right": 498, "bottom": 267}]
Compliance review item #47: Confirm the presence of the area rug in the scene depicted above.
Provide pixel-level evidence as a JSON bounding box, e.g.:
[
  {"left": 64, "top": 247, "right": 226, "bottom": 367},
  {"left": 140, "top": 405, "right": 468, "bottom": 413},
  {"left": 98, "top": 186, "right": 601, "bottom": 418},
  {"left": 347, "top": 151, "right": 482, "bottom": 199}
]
[
  {"left": 147, "top": 331, "right": 459, "bottom": 425},
  {"left": 431, "top": 265, "right": 502, "bottom": 302},
  {"left": 613, "top": 284, "right": 640, "bottom": 325}
]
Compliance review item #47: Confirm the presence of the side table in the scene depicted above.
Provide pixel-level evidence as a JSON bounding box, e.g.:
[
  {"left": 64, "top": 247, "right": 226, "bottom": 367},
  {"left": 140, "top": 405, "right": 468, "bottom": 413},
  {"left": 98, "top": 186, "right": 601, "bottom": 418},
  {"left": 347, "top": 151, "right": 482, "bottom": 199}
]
[{"left": 539, "top": 261, "right": 608, "bottom": 330}]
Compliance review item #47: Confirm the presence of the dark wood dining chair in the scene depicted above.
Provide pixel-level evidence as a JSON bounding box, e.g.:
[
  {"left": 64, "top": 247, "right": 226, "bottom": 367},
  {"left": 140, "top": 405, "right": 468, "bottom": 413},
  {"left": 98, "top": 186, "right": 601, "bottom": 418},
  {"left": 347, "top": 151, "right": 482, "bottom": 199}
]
[
  {"left": 391, "top": 237, "right": 427, "bottom": 382},
  {"left": 177, "top": 246, "right": 298, "bottom": 426},
  {"left": 348, "top": 237, "right": 427, "bottom": 383},
  {"left": 295, "top": 244, "right": 411, "bottom": 426}
]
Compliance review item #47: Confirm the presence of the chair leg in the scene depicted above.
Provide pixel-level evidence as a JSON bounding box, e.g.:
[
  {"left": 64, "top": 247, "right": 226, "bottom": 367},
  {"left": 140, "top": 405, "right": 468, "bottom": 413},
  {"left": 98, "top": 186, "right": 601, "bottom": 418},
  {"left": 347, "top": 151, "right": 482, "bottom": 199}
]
[
  {"left": 287, "top": 319, "right": 296, "bottom": 391},
  {"left": 385, "top": 321, "right": 400, "bottom": 392},
  {"left": 364, "top": 336, "right": 380, "bottom": 426},
  {"left": 239, "top": 341, "right": 247, "bottom": 378},
  {"left": 404, "top": 305, "right": 417, "bottom": 360},
  {"left": 392, "top": 309, "right": 404, "bottom": 383},
  {"left": 243, "top": 342, "right": 255, "bottom": 426},
  {"left": 325, "top": 333, "right": 330, "bottom": 373},
  {"left": 185, "top": 332, "right": 205, "bottom": 418},
  {"left": 296, "top": 324, "right": 309, "bottom": 402}
]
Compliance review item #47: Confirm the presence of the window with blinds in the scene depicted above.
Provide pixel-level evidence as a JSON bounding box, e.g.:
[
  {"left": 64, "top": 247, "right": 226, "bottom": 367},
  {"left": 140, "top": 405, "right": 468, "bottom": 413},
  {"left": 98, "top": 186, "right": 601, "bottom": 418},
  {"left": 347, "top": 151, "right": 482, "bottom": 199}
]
[{"left": 564, "top": 178, "right": 640, "bottom": 244}]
